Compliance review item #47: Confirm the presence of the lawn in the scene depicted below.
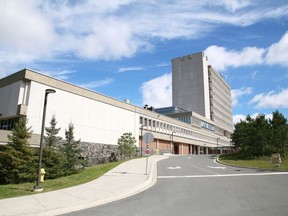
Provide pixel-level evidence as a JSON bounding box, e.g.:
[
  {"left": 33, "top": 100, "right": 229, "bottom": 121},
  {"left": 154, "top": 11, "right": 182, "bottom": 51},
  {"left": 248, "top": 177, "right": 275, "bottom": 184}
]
[
  {"left": 0, "top": 160, "right": 124, "bottom": 199},
  {"left": 219, "top": 154, "right": 288, "bottom": 171}
]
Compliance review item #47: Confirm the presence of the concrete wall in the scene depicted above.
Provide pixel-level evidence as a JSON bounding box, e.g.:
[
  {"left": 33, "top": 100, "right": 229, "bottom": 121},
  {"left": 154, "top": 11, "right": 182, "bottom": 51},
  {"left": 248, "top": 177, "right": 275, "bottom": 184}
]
[
  {"left": 0, "top": 81, "right": 21, "bottom": 117},
  {"left": 172, "top": 52, "right": 210, "bottom": 118},
  {"left": 25, "top": 81, "right": 139, "bottom": 145}
]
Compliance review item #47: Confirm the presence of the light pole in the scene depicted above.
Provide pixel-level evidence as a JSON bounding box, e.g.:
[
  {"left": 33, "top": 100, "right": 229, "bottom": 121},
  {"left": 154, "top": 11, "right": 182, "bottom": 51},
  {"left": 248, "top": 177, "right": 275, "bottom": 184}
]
[
  {"left": 34, "top": 89, "right": 56, "bottom": 192},
  {"left": 170, "top": 131, "right": 175, "bottom": 154},
  {"left": 140, "top": 124, "right": 147, "bottom": 157},
  {"left": 216, "top": 137, "right": 220, "bottom": 155}
]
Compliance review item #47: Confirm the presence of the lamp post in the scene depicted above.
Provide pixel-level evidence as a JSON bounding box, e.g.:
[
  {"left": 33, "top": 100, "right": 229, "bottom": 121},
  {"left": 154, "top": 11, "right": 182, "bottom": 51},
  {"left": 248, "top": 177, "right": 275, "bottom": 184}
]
[
  {"left": 216, "top": 137, "right": 220, "bottom": 155},
  {"left": 140, "top": 124, "right": 147, "bottom": 157},
  {"left": 170, "top": 131, "right": 175, "bottom": 154},
  {"left": 34, "top": 89, "right": 56, "bottom": 192}
]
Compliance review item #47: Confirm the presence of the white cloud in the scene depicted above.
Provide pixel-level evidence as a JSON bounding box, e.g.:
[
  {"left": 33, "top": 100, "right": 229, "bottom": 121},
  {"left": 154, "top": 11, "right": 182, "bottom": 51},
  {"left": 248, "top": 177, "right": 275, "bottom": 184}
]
[
  {"left": 156, "top": 62, "right": 170, "bottom": 67},
  {"left": 251, "top": 71, "right": 258, "bottom": 80},
  {"left": 210, "top": 0, "right": 251, "bottom": 13},
  {"left": 205, "top": 46, "right": 265, "bottom": 71},
  {"left": 0, "top": 0, "right": 56, "bottom": 57},
  {"left": 233, "top": 112, "right": 273, "bottom": 124},
  {"left": 43, "top": 69, "right": 76, "bottom": 80},
  {"left": 205, "top": 31, "right": 288, "bottom": 71},
  {"left": 79, "top": 78, "right": 114, "bottom": 89},
  {"left": 231, "top": 87, "right": 253, "bottom": 106},
  {"left": 141, "top": 73, "right": 172, "bottom": 108},
  {"left": 118, "top": 67, "right": 145, "bottom": 73},
  {"left": 1, "top": 0, "right": 288, "bottom": 77},
  {"left": 233, "top": 114, "right": 247, "bottom": 124},
  {"left": 265, "top": 32, "right": 288, "bottom": 67},
  {"left": 249, "top": 88, "right": 288, "bottom": 109}
]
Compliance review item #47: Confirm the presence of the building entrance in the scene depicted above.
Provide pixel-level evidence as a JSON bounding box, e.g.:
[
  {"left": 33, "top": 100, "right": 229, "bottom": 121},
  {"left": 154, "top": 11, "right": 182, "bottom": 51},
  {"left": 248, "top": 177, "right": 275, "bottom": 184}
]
[{"left": 174, "top": 143, "right": 179, "bottom": 154}]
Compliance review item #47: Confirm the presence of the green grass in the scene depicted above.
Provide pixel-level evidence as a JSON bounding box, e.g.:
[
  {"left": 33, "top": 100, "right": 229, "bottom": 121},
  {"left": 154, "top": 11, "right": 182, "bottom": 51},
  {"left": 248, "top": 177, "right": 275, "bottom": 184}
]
[
  {"left": 219, "top": 154, "right": 288, "bottom": 171},
  {"left": 0, "top": 160, "right": 124, "bottom": 200}
]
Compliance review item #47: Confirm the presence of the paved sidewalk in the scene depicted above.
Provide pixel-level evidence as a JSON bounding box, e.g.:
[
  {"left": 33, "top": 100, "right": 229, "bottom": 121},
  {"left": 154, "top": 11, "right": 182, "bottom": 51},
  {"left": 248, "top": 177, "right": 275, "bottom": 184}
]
[{"left": 0, "top": 155, "right": 169, "bottom": 216}]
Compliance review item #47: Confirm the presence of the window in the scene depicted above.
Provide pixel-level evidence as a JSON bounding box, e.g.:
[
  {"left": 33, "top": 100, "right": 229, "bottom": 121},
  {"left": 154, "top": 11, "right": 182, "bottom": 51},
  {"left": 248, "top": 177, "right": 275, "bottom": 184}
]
[
  {"left": 0, "top": 117, "right": 19, "bottom": 130},
  {"left": 201, "top": 121, "right": 214, "bottom": 131}
]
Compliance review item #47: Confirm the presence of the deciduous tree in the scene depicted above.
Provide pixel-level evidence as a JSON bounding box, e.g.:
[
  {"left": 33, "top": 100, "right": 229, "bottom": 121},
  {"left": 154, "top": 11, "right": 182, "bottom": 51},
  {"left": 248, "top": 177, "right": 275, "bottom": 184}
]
[{"left": 117, "top": 132, "right": 137, "bottom": 160}]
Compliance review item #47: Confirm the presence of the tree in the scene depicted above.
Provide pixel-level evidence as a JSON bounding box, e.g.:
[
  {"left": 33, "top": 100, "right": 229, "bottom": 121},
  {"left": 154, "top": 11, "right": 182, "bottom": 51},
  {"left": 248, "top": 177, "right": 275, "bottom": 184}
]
[
  {"left": 117, "top": 132, "right": 137, "bottom": 160},
  {"left": 0, "top": 117, "right": 37, "bottom": 184},
  {"left": 61, "top": 123, "right": 82, "bottom": 174},
  {"left": 42, "top": 147, "right": 68, "bottom": 179},
  {"left": 7, "top": 117, "right": 32, "bottom": 151},
  {"left": 44, "top": 115, "right": 62, "bottom": 148},
  {"left": 252, "top": 114, "right": 270, "bottom": 156},
  {"left": 41, "top": 115, "right": 67, "bottom": 179},
  {"left": 269, "top": 110, "right": 288, "bottom": 155},
  {"left": 232, "top": 110, "right": 288, "bottom": 158},
  {"left": 232, "top": 115, "right": 255, "bottom": 157}
]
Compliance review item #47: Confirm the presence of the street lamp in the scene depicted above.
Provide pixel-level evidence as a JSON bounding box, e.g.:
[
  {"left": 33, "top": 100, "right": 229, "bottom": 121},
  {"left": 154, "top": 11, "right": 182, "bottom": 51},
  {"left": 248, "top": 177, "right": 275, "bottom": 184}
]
[
  {"left": 216, "top": 137, "right": 220, "bottom": 155},
  {"left": 34, "top": 89, "right": 56, "bottom": 192},
  {"left": 140, "top": 124, "right": 147, "bottom": 157},
  {"left": 170, "top": 131, "right": 175, "bottom": 154}
]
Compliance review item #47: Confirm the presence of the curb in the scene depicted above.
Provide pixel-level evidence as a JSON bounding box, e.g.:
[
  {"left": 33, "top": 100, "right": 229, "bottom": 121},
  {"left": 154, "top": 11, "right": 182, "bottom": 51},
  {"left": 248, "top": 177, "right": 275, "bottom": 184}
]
[
  {"left": 43, "top": 155, "right": 169, "bottom": 216},
  {"left": 216, "top": 156, "right": 288, "bottom": 172}
]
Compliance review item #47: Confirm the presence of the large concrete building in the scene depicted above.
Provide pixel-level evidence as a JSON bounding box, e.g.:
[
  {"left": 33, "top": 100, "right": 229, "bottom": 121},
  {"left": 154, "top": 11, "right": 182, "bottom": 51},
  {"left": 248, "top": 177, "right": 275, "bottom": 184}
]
[
  {"left": 171, "top": 52, "right": 233, "bottom": 137},
  {"left": 0, "top": 52, "right": 233, "bottom": 163}
]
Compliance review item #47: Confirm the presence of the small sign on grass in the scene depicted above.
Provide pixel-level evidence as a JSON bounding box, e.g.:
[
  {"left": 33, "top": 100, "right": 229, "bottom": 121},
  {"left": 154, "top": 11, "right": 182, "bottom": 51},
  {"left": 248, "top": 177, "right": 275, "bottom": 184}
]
[{"left": 271, "top": 153, "right": 281, "bottom": 167}]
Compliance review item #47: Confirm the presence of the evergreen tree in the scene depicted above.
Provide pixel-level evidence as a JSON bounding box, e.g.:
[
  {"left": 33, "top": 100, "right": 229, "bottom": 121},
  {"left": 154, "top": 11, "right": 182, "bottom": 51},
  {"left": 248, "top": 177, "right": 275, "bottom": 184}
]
[
  {"left": 252, "top": 114, "right": 270, "bottom": 156},
  {"left": 41, "top": 115, "right": 67, "bottom": 179},
  {"left": 44, "top": 115, "right": 62, "bottom": 148},
  {"left": 7, "top": 117, "right": 32, "bottom": 151},
  {"left": 117, "top": 132, "right": 137, "bottom": 160},
  {"left": 269, "top": 110, "right": 288, "bottom": 155},
  {"left": 0, "top": 117, "right": 37, "bottom": 184},
  {"left": 42, "top": 147, "right": 68, "bottom": 179},
  {"left": 232, "top": 110, "right": 288, "bottom": 158},
  {"left": 61, "top": 123, "right": 82, "bottom": 174}
]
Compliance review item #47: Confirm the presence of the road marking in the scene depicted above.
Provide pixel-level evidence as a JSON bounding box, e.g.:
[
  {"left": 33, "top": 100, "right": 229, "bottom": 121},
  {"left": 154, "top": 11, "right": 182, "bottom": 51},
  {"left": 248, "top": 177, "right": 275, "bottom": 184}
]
[
  {"left": 190, "top": 165, "right": 219, "bottom": 175},
  {"left": 158, "top": 172, "right": 288, "bottom": 179},
  {"left": 207, "top": 166, "right": 226, "bottom": 169},
  {"left": 166, "top": 166, "right": 181, "bottom": 170}
]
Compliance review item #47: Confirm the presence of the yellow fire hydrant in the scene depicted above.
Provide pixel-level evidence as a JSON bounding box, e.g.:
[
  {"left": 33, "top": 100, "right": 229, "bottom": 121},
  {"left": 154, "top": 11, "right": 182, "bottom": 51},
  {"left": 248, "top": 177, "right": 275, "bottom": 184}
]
[{"left": 40, "top": 168, "right": 46, "bottom": 183}]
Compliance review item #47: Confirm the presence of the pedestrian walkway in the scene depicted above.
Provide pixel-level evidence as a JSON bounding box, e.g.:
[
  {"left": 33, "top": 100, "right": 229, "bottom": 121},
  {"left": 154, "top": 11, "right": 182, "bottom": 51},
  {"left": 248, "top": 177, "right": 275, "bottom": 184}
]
[{"left": 0, "top": 155, "right": 169, "bottom": 216}]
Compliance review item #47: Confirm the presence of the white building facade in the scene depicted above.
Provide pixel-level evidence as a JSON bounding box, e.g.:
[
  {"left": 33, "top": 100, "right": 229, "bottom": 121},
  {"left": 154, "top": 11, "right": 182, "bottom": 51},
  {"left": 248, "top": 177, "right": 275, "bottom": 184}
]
[{"left": 0, "top": 66, "right": 232, "bottom": 161}]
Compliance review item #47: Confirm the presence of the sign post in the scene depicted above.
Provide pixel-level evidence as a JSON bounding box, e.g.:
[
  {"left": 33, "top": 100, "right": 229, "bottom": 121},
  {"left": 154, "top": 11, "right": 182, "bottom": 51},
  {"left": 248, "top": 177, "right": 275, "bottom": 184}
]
[
  {"left": 143, "top": 132, "right": 154, "bottom": 175},
  {"left": 272, "top": 153, "right": 281, "bottom": 167}
]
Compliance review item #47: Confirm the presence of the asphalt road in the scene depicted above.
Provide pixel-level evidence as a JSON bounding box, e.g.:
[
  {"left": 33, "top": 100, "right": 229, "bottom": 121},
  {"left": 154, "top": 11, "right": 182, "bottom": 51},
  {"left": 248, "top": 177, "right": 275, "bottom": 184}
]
[{"left": 62, "top": 155, "right": 288, "bottom": 216}]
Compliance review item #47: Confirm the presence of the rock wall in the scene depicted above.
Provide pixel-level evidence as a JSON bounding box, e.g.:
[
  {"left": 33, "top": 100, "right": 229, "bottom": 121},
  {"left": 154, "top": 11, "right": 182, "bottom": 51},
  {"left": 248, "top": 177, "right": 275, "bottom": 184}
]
[{"left": 80, "top": 142, "right": 119, "bottom": 166}]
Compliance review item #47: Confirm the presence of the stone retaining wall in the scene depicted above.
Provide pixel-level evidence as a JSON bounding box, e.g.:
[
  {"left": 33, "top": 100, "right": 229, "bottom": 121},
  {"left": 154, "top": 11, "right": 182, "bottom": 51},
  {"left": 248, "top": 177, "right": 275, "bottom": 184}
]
[{"left": 80, "top": 142, "right": 119, "bottom": 166}]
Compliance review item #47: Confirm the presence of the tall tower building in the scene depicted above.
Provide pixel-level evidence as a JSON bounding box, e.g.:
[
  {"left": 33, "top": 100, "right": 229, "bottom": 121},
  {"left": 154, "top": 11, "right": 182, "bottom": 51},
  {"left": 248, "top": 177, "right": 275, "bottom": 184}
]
[
  {"left": 172, "top": 52, "right": 233, "bottom": 135},
  {"left": 172, "top": 52, "right": 210, "bottom": 118}
]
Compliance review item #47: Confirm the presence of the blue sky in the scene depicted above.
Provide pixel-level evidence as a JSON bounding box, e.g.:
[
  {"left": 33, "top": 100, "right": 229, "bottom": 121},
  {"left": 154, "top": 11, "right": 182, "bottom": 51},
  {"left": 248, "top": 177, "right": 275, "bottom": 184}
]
[{"left": 1, "top": 0, "right": 288, "bottom": 123}]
